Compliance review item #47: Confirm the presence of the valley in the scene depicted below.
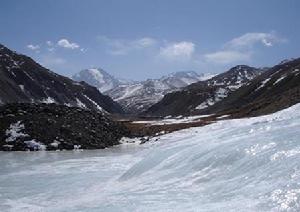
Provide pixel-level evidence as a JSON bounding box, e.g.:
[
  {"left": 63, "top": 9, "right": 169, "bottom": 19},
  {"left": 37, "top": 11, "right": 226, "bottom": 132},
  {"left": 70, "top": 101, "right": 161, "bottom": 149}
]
[{"left": 1, "top": 43, "right": 300, "bottom": 151}]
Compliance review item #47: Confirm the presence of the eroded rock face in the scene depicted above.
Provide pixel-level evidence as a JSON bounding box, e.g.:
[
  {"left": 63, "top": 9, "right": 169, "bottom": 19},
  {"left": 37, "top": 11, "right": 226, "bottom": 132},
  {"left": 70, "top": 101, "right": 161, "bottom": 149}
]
[{"left": 0, "top": 103, "right": 129, "bottom": 151}]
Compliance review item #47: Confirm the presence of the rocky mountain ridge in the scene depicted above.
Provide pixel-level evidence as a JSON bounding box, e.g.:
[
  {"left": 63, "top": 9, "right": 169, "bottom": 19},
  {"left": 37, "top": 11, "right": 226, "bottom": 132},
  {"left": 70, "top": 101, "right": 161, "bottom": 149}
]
[
  {"left": 0, "top": 44, "right": 124, "bottom": 114},
  {"left": 208, "top": 58, "right": 300, "bottom": 117},
  {"left": 144, "top": 65, "right": 264, "bottom": 116}
]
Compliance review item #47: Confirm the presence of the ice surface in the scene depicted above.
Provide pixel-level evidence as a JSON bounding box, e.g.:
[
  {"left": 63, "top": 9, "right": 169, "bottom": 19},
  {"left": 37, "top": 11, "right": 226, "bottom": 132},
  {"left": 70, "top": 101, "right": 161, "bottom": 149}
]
[{"left": 1, "top": 104, "right": 300, "bottom": 211}]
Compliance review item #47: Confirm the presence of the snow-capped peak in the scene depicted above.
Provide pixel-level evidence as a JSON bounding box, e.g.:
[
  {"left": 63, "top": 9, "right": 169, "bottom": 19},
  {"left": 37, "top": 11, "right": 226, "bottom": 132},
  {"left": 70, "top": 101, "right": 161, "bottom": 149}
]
[
  {"left": 105, "top": 70, "right": 213, "bottom": 113},
  {"left": 72, "top": 68, "right": 122, "bottom": 92},
  {"left": 86, "top": 68, "right": 106, "bottom": 83}
]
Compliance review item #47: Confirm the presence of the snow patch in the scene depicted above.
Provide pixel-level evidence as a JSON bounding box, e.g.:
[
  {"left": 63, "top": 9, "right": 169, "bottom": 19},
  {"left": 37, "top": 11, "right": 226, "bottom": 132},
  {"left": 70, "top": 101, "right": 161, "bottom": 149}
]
[
  {"left": 256, "top": 78, "right": 271, "bottom": 91},
  {"left": 24, "top": 140, "right": 46, "bottom": 151},
  {"left": 50, "top": 140, "right": 60, "bottom": 148},
  {"left": 83, "top": 94, "right": 106, "bottom": 112},
  {"left": 274, "top": 75, "right": 286, "bottom": 85},
  {"left": 41, "top": 97, "right": 56, "bottom": 104},
  {"left": 19, "top": 85, "right": 25, "bottom": 92},
  {"left": 195, "top": 88, "right": 229, "bottom": 110},
  {"left": 5, "top": 121, "right": 28, "bottom": 142},
  {"left": 76, "top": 98, "right": 87, "bottom": 109}
]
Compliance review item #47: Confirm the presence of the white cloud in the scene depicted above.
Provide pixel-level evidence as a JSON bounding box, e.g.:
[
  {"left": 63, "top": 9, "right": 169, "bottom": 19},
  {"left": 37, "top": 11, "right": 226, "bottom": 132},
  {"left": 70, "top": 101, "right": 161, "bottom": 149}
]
[
  {"left": 57, "top": 39, "right": 79, "bottom": 49},
  {"left": 225, "top": 32, "right": 283, "bottom": 49},
  {"left": 27, "top": 44, "right": 40, "bottom": 51},
  {"left": 45, "top": 41, "right": 55, "bottom": 52},
  {"left": 98, "top": 36, "right": 195, "bottom": 61},
  {"left": 204, "top": 32, "right": 285, "bottom": 64},
  {"left": 46, "top": 41, "right": 53, "bottom": 46},
  {"left": 134, "top": 37, "right": 156, "bottom": 48},
  {"left": 159, "top": 41, "right": 195, "bottom": 61},
  {"left": 205, "top": 50, "right": 251, "bottom": 64},
  {"left": 47, "top": 48, "right": 55, "bottom": 52},
  {"left": 97, "top": 36, "right": 156, "bottom": 55}
]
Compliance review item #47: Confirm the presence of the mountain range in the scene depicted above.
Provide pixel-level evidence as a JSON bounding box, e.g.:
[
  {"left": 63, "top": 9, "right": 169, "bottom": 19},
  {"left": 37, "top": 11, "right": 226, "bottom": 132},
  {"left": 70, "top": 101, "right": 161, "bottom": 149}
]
[
  {"left": 144, "top": 65, "right": 264, "bottom": 116},
  {"left": 144, "top": 59, "right": 300, "bottom": 118},
  {"left": 1, "top": 42, "right": 300, "bottom": 120},
  {"left": 1, "top": 43, "right": 300, "bottom": 151},
  {"left": 72, "top": 68, "right": 215, "bottom": 113}
]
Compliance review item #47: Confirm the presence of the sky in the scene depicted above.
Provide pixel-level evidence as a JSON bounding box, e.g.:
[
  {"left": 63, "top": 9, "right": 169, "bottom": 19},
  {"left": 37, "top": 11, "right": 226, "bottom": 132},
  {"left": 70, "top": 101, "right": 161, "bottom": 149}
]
[{"left": 1, "top": 0, "right": 299, "bottom": 80}]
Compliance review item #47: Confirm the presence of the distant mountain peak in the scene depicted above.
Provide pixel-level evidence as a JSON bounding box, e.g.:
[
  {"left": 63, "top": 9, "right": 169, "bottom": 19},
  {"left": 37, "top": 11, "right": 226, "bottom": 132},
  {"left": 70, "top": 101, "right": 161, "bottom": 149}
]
[
  {"left": 86, "top": 68, "right": 107, "bottom": 82},
  {"left": 72, "top": 68, "right": 121, "bottom": 93},
  {"left": 279, "top": 58, "right": 296, "bottom": 65},
  {"left": 73, "top": 68, "right": 213, "bottom": 113}
]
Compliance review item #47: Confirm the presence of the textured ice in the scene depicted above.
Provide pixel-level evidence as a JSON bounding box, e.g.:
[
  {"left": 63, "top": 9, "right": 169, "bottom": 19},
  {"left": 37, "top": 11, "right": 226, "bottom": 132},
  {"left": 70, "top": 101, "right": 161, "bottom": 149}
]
[{"left": 1, "top": 104, "right": 300, "bottom": 211}]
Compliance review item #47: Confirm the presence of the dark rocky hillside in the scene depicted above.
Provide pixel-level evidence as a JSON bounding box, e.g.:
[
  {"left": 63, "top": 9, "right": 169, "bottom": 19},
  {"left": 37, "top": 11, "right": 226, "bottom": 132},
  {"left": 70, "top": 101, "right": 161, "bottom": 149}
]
[
  {"left": 0, "top": 44, "right": 124, "bottom": 114},
  {"left": 208, "top": 58, "right": 300, "bottom": 117},
  {"left": 0, "top": 103, "right": 129, "bottom": 151},
  {"left": 145, "top": 65, "right": 263, "bottom": 116}
]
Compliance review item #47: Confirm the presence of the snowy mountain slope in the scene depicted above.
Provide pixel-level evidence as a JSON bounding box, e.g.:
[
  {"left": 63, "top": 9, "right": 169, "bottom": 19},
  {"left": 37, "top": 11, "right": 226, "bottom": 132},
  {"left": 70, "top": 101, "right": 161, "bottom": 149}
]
[
  {"left": 0, "top": 44, "right": 124, "bottom": 114},
  {"left": 72, "top": 68, "right": 132, "bottom": 93},
  {"left": 208, "top": 58, "right": 300, "bottom": 117},
  {"left": 1, "top": 103, "right": 300, "bottom": 211},
  {"left": 105, "top": 71, "right": 215, "bottom": 113},
  {"left": 145, "top": 65, "right": 262, "bottom": 116}
]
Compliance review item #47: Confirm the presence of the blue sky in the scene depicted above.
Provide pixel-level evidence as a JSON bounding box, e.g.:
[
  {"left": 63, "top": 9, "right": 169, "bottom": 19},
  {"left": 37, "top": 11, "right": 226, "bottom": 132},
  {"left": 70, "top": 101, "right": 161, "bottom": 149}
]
[{"left": 1, "top": 0, "right": 299, "bottom": 80}]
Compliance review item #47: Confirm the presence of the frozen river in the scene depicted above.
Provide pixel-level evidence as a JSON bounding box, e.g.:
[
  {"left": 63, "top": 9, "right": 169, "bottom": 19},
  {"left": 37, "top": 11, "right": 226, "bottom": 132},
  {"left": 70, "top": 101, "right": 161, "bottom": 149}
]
[{"left": 1, "top": 104, "right": 300, "bottom": 211}]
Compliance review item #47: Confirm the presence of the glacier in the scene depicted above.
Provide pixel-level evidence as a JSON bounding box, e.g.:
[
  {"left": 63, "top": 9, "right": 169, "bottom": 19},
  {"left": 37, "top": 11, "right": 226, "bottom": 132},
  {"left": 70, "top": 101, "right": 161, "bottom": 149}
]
[{"left": 1, "top": 104, "right": 300, "bottom": 211}]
